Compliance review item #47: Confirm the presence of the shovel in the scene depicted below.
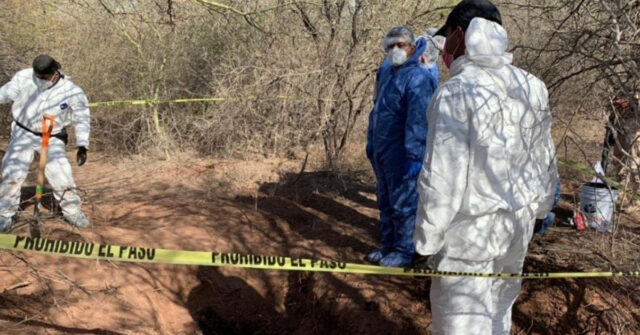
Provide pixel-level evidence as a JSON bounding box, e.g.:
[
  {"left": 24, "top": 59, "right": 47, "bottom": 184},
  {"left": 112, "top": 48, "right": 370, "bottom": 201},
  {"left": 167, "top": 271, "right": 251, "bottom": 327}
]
[{"left": 30, "top": 115, "right": 55, "bottom": 238}]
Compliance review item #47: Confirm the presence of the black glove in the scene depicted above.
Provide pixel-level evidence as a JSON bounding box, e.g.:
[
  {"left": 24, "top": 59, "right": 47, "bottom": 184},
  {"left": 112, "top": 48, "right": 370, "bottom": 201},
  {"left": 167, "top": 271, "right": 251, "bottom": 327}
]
[
  {"left": 412, "top": 254, "right": 432, "bottom": 269},
  {"left": 412, "top": 253, "right": 440, "bottom": 270},
  {"left": 76, "top": 146, "right": 87, "bottom": 166}
]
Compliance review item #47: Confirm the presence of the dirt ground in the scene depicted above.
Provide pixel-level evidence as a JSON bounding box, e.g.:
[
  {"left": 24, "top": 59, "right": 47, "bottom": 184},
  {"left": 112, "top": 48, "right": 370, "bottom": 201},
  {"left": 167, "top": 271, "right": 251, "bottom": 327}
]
[{"left": 0, "top": 141, "right": 639, "bottom": 334}]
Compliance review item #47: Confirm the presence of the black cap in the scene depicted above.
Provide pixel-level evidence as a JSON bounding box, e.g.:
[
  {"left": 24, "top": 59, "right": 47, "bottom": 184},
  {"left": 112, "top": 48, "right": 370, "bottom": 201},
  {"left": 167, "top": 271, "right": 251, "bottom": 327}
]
[
  {"left": 32, "top": 54, "right": 61, "bottom": 75},
  {"left": 434, "top": 0, "right": 502, "bottom": 36}
]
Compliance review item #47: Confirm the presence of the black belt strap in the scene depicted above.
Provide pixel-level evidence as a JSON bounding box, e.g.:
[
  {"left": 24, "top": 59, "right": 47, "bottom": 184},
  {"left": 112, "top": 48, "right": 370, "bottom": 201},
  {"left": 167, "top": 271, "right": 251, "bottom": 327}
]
[{"left": 14, "top": 120, "right": 68, "bottom": 145}]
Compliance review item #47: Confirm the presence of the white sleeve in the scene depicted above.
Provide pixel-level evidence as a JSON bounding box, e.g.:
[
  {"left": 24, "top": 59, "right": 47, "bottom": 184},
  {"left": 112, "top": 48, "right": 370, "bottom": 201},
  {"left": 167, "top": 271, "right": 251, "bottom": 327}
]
[
  {"left": 413, "top": 85, "right": 470, "bottom": 256},
  {"left": 535, "top": 87, "right": 559, "bottom": 219},
  {"left": 0, "top": 73, "right": 21, "bottom": 104},
  {"left": 71, "top": 89, "right": 91, "bottom": 148},
  {"left": 537, "top": 158, "right": 559, "bottom": 219}
]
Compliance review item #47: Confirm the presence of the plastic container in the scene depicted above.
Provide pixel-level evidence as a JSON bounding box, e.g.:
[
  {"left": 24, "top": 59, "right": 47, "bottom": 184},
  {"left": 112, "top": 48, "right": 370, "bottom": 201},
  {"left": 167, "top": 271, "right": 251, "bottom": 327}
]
[{"left": 578, "top": 182, "right": 618, "bottom": 232}]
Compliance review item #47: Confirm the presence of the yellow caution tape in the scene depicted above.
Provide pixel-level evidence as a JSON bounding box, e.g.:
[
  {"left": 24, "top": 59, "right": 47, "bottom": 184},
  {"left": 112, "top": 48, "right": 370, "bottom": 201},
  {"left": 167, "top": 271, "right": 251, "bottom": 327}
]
[
  {"left": 88, "top": 95, "right": 324, "bottom": 107},
  {"left": 1, "top": 234, "right": 638, "bottom": 279}
]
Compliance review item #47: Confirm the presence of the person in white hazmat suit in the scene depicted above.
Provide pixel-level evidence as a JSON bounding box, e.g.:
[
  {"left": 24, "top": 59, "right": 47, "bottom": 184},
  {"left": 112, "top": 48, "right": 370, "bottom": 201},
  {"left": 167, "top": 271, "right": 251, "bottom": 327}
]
[
  {"left": 412, "top": 1, "right": 558, "bottom": 334},
  {"left": 419, "top": 28, "right": 445, "bottom": 84},
  {"left": 0, "top": 55, "right": 90, "bottom": 231}
]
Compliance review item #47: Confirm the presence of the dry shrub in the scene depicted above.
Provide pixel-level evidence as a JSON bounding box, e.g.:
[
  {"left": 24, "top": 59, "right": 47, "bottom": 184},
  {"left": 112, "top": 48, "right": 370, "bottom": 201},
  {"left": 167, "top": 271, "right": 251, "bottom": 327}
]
[{"left": 0, "top": 0, "right": 455, "bottom": 164}]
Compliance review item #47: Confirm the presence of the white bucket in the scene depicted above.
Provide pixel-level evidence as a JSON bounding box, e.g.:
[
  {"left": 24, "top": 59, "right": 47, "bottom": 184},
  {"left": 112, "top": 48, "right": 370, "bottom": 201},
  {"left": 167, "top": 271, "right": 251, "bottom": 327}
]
[{"left": 579, "top": 182, "right": 619, "bottom": 232}]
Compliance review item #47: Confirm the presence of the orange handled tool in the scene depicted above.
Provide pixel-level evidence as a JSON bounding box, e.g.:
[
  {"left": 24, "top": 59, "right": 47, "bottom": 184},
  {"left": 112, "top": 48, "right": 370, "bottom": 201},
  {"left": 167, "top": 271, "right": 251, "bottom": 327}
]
[{"left": 31, "top": 115, "right": 55, "bottom": 237}]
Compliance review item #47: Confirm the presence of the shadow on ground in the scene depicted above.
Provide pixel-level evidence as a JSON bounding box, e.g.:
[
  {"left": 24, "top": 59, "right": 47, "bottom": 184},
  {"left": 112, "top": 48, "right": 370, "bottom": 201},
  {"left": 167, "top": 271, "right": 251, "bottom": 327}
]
[
  {"left": 186, "top": 267, "right": 428, "bottom": 335},
  {"left": 234, "top": 170, "right": 380, "bottom": 257}
]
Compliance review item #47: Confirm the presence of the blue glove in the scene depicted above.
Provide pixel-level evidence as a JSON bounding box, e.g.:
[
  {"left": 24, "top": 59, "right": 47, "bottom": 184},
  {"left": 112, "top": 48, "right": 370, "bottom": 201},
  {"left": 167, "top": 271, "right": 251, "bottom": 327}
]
[
  {"left": 535, "top": 212, "right": 555, "bottom": 235},
  {"left": 406, "top": 160, "right": 422, "bottom": 178},
  {"left": 552, "top": 183, "right": 561, "bottom": 207}
]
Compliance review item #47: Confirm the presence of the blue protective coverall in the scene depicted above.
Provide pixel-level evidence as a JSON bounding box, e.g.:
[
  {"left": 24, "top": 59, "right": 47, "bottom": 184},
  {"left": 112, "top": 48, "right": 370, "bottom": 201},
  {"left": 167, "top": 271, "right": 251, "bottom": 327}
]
[
  {"left": 366, "top": 38, "right": 437, "bottom": 266},
  {"left": 535, "top": 183, "right": 562, "bottom": 235},
  {"left": 425, "top": 64, "right": 439, "bottom": 85}
]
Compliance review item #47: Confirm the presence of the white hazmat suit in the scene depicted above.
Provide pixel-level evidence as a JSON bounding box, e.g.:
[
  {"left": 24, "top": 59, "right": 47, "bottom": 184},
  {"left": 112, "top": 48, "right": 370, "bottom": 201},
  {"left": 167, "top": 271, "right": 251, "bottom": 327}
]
[
  {"left": 413, "top": 18, "right": 558, "bottom": 334},
  {"left": 0, "top": 68, "right": 90, "bottom": 229}
]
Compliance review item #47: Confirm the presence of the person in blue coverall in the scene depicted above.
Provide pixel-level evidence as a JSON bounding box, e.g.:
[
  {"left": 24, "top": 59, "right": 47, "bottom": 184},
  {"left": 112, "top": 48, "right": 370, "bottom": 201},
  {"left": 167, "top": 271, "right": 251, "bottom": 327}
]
[
  {"left": 535, "top": 183, "right": 562, "bottom": 235},
  {"left": 365, "top": 27, "right": 438, "bottom": 267}
]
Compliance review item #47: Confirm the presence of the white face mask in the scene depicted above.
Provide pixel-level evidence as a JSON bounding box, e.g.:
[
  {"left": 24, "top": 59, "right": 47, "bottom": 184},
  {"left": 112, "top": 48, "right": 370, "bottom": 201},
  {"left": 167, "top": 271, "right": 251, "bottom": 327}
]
[
  {"left": 388, "top": 47, "right": 408, "bottom": 66},
  {"left": 33, "top": 75, "right": 54, "bottom": 91}
]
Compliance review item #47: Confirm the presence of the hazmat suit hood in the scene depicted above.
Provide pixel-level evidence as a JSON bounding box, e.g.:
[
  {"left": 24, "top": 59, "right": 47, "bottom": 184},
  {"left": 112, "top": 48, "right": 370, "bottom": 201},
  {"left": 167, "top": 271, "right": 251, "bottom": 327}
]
[
  {"left": 409, "top": 37, "right": 428, "bottom": 66},
  {"left": 463, "top": 17, "right": 513, "bottom": 69}
]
